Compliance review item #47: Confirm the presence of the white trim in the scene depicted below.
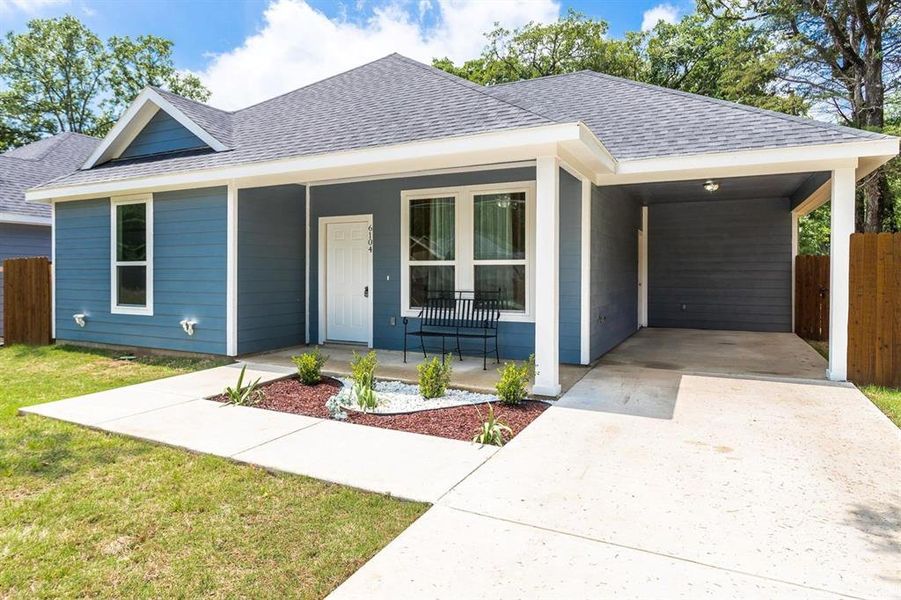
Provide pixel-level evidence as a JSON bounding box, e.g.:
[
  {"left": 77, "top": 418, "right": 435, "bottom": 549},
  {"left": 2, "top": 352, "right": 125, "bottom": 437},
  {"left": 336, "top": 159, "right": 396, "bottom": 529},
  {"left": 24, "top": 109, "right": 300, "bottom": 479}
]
[
  {"left": 596, "top": 139, "right": 897, "bottom": 186},
  {"left": 579, "top": 177, "right": 591, "bottom": 365},
  {"left": 317, "top": 214, "right": 374, "bottom": 347},
  {"left": 226, "top": 182, "right": 238, "bottom": 355},
  {"left": 533, "top": 156, "right": 561, "bottom": 396},
  {"left": 790, "top": 211, "right": 799, "bottom": 332},
  {"left": 639, "top": 206, "right": 648, "bottom": 328},
  {"left": 29, "top": 123, "right": 590, "bottom": 203},
  {"left": 51, "top": 203, "right": 56, "bottom": 339},
  {"left": 83, "top": 88, "right": 229, "bottom": 169},
  {"left": 303, "top": 161, "right": 536, "bottom": 187},
  {"left": 399, "top": 181, "right": 537, "bottom": 323},
  {"left": 827, "top": 167, "right": 854, "bottom": 381},
  {"left": 110, "top": 193, "right": 153, "bottom": 316},
  {"left": 305, "top": 184, "right": 311, "bottom": 344},
  {"left": 0, "top": 212, "right": 52, "bottom": 226}
]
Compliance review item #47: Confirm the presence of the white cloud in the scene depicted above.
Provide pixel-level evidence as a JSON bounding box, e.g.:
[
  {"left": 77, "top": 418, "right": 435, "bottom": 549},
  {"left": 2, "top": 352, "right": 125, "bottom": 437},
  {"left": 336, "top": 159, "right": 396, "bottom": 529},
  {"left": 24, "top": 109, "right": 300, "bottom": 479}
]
[
  {"left": 0, "top": 0, "right": 68, "bottom": 14},
  {"left": 198, "top": 0, "right": 560, "bottom": 110},
  {"left": 641, "top": 4, "right": 679, "bottom": 31}
]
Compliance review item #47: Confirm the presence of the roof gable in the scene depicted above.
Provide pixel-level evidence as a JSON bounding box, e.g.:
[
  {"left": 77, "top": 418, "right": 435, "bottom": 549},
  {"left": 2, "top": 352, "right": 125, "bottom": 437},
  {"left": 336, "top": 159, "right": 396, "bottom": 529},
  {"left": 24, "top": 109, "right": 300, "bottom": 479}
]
[
  {"left": 83, "top": 87, "right": 232, "bottom": 169},
  {"left": 119, "top": 110, "right": 208, "bottom": 159}
]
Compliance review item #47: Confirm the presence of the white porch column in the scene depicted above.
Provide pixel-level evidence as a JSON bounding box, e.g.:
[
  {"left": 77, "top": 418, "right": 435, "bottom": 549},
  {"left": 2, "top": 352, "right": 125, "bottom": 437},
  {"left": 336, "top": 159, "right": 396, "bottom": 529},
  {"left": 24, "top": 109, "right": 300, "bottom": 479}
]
[
  {"left": 827, "top": 166, "right": 855, "bottom": 381},
  {"left": 534, "top": 155, "right": 561, "bottom": 395}
]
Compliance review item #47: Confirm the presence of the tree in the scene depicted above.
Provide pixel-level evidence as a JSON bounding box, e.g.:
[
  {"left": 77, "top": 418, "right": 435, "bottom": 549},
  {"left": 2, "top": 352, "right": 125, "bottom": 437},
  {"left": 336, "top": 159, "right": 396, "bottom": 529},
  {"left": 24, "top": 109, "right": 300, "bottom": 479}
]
[
  {"left": 641, "top": 14, "right": 807, "bottom": 114},
  {"left": 702, "top": 0, "right": 900, "bottom": 232},
  {"left": 0, "top": 16, "right": 209, "bottom": 151},
  {"left": 433, "top": 11, "right": 644, "bottom": 85},
  {"left": 433, "top": 10, "right": 804, "bottom": 114}
]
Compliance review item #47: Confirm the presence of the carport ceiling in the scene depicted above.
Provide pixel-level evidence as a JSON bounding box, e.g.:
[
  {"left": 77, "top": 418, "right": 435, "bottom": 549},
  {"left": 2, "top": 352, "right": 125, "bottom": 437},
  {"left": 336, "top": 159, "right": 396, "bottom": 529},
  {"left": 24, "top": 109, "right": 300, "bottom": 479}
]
[{"left": 622, "top": 171, "right": 829, "bottom": 205}]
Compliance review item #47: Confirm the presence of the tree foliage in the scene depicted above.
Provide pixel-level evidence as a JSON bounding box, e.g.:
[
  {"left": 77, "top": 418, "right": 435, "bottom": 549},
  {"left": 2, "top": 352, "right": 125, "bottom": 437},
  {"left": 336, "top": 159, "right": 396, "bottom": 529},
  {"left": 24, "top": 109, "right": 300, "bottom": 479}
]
[
  {"left": 434, "top": 9, "right": 807, "bottom": 114},
  {"left": 0, "top": 15, "right": 209, "bottom": 150},
  {"left": 702, "top": 0, "right": 900, "bottom": 232}
]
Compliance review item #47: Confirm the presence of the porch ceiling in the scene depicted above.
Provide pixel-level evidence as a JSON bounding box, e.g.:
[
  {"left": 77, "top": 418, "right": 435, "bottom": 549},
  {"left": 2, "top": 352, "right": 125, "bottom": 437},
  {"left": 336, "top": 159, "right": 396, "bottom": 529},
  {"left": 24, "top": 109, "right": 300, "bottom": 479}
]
[{"left": 620, "top": 171, "right": 829, "bottom": 205}]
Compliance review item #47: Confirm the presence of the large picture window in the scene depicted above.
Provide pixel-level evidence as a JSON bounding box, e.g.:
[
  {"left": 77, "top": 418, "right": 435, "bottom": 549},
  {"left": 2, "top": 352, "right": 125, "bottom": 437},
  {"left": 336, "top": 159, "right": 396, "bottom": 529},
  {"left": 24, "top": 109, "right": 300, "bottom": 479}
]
[
  {"left": 401, "top": 183, "right": 535, "bottom": 321},
  {"left": 111, "top": 195, "right": 153, "bottom": 315}
]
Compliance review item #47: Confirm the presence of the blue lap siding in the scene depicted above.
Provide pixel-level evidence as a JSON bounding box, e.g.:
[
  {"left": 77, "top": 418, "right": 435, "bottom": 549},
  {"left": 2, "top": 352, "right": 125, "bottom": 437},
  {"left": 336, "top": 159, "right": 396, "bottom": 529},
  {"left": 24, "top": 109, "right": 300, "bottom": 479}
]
[
  {"left": 590, "top": 185, "right": 641, "bottom": 361},
  {"left": 237, "top": 184, "right": 306, "bottom": 354},
  {"left": 55, "top": 187, "right": 227, "bottom": 353},
  {"left": 119, "top": 111, "right": 207, "bottom": 159}
]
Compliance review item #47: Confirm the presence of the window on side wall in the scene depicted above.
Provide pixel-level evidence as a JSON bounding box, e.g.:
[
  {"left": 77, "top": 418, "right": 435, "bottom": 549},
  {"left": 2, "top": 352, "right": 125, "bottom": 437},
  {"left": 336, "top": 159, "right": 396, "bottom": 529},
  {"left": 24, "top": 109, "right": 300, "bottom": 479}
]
[
  {"left": 401, "top": 182, "right": 535, "bottom": 322},
  {"left": 111, "top": 194, "right": 153, "bottom": 315}
]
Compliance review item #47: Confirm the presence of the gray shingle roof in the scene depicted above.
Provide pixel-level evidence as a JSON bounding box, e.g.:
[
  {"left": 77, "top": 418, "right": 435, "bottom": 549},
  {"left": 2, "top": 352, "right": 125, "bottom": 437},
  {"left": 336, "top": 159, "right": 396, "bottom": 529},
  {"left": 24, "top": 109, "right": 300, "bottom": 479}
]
[
  {"left": 485, "top": 70, "right": 886, "bottom": 160},
  {"left": 37, "top": 54, "right": 888, "bottom": 192},
  {"left": 1, "top": 132, "right": 99, "bottom": 218}
]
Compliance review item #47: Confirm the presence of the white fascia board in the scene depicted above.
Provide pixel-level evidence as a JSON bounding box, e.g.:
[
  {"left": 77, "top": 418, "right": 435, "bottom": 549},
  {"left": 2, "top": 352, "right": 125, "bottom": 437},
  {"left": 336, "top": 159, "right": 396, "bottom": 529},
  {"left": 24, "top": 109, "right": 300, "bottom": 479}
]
[
  {"left": 0, "top": 212, "right": 51, "bottom": 226},
  {"left": 598, "top": 137, "right": 899, "bottom": 186},
  {"left": 29, "top": 123, "right": 588, "bottom": 203},
  {"left": 82, "top": 87, "right": 229, "bottom": 169}
]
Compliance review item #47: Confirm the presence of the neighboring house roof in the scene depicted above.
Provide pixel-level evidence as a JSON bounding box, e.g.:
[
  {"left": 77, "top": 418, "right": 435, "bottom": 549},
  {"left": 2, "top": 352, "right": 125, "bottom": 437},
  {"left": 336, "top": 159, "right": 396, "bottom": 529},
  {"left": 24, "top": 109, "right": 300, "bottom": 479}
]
[
  {"left": 0, "top": 132, "right": 100, "bottom": 221},
  {"left": 35, "top": 53, "right": 889, "bottom": 191}
]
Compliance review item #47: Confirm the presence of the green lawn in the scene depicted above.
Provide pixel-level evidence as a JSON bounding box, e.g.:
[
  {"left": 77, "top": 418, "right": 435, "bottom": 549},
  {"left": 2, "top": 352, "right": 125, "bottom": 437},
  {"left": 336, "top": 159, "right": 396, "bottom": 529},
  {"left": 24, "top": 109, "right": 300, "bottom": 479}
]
[
  {"left": 0, "top": 345, "right": 426, "bottom": 599},
  {"left": 803, "top": 339, "right": 900, "bottom": 428}
]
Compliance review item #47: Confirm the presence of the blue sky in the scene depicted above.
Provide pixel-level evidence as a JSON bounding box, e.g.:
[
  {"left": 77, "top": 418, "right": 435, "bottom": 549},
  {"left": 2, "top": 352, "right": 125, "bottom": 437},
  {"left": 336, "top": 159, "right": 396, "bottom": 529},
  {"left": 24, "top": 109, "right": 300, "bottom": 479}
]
[{"left": 0, "top": 0, "right": 693, "bottom": 109}]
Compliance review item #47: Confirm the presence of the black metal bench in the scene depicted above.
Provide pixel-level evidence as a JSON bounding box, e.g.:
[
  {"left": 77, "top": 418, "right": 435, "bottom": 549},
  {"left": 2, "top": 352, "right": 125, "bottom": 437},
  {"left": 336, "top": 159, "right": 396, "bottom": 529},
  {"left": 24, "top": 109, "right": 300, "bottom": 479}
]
[{"left": 403, "top": 290, "right": 501, "bottom": 369}]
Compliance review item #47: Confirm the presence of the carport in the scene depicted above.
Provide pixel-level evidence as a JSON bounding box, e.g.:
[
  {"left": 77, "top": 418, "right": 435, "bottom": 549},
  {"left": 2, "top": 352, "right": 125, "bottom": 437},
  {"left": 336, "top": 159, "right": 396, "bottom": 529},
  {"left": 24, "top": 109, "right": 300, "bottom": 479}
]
[{"left": 604, "top": 165, "right": 872, "bottom": 381}]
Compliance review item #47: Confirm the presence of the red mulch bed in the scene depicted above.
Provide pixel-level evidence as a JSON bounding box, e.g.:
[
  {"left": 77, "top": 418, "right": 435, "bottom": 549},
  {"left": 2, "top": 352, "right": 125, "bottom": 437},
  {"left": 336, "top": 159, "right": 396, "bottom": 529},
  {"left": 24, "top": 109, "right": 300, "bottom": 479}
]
[{"left": 211, "top": 376, "right": 547, "bottom": 443}]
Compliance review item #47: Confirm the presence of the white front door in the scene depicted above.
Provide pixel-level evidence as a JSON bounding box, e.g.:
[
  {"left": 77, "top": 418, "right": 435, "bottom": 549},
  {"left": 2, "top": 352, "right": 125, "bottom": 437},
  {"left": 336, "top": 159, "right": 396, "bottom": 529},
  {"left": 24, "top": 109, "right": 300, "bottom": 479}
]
[{"left": 324, "top": 218, "right": 371, "bottom": 343}]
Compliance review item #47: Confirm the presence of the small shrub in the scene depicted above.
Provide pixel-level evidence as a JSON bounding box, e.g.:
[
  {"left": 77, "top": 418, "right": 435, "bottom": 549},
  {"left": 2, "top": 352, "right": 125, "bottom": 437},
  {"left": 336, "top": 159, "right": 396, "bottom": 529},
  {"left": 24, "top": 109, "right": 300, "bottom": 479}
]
[
  {"left": 350, "top": 350, "right": 379, "bottom": 411},
  {"left": 495, "top": 354, "right": 534, "bottom": 405},
  {"left": 224, "top": 365, "right": 262, "bottom": 406},
  {"left": 472, "top": 404, "right": 512, "bottom": 446},
  {"left": 417, "top": 354, "right": 453, "bottom": 399},
  {"left": 292, "top": 347, "right": 328, "bottom": 385}
]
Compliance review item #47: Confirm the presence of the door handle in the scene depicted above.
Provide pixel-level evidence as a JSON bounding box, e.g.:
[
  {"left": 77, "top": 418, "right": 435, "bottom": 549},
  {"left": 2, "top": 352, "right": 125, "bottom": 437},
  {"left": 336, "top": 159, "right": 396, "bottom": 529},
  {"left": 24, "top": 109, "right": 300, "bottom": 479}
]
[{"left": 363, "top": 285, "right": 369, "bottom": 298}]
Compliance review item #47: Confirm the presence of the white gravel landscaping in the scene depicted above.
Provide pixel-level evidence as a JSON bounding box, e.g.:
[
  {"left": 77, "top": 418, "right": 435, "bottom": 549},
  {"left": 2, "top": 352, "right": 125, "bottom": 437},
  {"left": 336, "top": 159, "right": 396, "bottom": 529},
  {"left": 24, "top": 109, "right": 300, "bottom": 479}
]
[{"left": 331, "top": 378, "right": 497, "bottom": 414}]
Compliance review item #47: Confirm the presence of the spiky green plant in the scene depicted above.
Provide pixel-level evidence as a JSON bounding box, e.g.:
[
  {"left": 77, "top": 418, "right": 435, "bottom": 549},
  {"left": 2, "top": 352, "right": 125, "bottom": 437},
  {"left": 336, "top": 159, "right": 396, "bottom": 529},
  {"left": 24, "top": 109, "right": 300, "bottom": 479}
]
[
  {"left": 224, "top": 365, "right": 262, "bottom": 406},
  {"left": 473, "top": 404, "right": 512, "bottom": 446},
  {"left": 350, "top": 350, "right": 379, "bottom": 411}
]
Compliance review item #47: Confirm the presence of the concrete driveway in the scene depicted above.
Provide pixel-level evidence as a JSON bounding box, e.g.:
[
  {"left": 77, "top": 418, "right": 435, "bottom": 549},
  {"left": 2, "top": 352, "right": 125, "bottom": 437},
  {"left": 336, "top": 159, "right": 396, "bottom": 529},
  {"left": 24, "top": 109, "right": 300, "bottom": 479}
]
[{"left": 332, "top": 330, "right": 901, "bottom": 599}]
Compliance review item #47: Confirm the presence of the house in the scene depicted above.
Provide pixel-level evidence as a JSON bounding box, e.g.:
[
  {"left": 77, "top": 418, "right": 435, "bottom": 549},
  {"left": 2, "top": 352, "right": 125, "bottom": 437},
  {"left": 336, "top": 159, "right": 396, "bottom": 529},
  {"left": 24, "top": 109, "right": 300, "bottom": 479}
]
[
  {"left": 25, "top": 54, "right": 898, "bottom": 394},
  {"left": 0, "top": 132, "right": 99, "bottom": 337}
]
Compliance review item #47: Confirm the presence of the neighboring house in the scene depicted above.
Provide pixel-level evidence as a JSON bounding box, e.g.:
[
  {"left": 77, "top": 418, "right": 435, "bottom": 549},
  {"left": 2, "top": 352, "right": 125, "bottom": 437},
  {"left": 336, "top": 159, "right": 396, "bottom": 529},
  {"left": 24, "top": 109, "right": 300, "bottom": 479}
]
[
  {"left": 0, "top": 133, "right": 100, "bottom": 337},
  {"left": 26, "top": 54, "right": 898, "bottom": 393}
]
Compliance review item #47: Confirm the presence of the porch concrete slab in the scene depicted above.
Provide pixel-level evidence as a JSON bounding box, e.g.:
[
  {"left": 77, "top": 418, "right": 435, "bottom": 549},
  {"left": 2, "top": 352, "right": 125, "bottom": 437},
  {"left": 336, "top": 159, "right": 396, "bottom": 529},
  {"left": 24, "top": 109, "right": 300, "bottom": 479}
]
[
  {"left": 234, "top": 420, "right": 498, "bottom": 503},
  {"left": 20, "top": 387, "right": 195, "bottom": 426},
  {"left": 244, "top": 344, "right": 590, "bottom": 396},
  {"left": 135, "top": 364, "right": 292, "bottom": 398},
  {"left": 440, "top": 371, "right": 901, "bottom": 599},
  {"left": 100, "top": 399, "right": 320, "bottom": 457},
  {"left": 329, "top": 506, "right": 843, "bottom": 600}
]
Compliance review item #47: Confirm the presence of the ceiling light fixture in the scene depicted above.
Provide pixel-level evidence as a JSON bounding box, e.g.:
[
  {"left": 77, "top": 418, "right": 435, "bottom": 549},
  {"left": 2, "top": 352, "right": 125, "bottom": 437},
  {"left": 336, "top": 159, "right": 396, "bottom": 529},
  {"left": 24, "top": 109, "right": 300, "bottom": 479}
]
[{"left": 703, "top": 179, "right": 719, "bottom": 192}]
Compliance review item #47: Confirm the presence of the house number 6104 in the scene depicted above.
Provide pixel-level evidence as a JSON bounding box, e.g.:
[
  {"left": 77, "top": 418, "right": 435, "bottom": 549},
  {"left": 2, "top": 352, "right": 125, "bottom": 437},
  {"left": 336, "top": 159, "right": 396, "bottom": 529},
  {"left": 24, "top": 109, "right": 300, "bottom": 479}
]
[{"left": 368, "top": 225, "right": 373, "bottom": 253}]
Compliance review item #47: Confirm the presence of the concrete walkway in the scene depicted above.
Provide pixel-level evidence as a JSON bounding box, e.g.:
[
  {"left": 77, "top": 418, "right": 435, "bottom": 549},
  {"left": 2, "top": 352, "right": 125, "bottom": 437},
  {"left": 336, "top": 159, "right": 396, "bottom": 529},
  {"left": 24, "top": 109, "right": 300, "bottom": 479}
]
[
  {"left": 21, "top": 363, "right": 497, "bottom": 503},
  {"left": 331, "top": 331, "right": 901, "bottom": 600}
]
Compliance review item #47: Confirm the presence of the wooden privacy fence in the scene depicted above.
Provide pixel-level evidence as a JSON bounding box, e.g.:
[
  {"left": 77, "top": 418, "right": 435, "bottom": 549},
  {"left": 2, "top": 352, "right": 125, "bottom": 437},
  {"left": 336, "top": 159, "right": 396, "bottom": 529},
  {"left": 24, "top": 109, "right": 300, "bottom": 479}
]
[
  {"left": 848, "top": 233, "right": 900, "bottom": 388},
  {"left": 795, "top": 255, "right": 830, "bottom": 341},
  {"left": 2, "top": 257, "right": 52, "bottom": 345}
]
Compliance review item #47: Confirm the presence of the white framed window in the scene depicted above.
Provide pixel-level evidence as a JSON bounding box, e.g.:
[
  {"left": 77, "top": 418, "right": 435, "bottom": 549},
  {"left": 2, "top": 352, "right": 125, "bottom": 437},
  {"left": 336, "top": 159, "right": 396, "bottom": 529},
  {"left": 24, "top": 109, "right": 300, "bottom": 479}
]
[
  {"left": 400, "top": 181, "right": 536, "bottom": 322},
  {"left": 110, "top": 194, "right": 153, "bottom": 315}
]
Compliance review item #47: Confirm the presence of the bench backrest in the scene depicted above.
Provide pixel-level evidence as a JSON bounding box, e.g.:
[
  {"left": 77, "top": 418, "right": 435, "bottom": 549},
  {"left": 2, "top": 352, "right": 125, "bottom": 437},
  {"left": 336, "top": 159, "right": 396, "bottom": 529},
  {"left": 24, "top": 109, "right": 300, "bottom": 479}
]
[{"left": 420, "top": 290, "right": 501, "bottom": 329}]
